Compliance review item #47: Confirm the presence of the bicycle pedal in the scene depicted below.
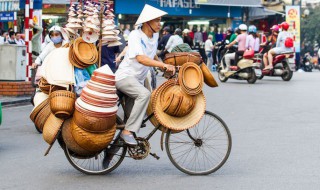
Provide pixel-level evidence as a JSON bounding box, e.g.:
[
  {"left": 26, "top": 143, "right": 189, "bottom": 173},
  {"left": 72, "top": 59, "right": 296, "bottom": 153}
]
[
  {"left": 150, "top": 153, "right": 160, "bottom": 160},
  {"left": 140, "top": 123, "right": 146, "bottom": 128}
]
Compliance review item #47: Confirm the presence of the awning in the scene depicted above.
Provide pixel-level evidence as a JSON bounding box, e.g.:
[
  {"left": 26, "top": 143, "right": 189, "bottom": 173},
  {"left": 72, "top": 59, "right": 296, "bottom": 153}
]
[
  {"left": 249, "top": 7, "right": 285, "bottom": 21},
  {"left": 195, "top": 0, "right": 262, "bottom": 7}
]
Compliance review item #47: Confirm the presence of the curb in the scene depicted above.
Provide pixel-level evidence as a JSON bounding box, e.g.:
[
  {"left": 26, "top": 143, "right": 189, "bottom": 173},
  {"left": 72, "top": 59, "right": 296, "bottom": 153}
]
[{"left": 1, "top": 97, "right": 32, "bottom": 107}]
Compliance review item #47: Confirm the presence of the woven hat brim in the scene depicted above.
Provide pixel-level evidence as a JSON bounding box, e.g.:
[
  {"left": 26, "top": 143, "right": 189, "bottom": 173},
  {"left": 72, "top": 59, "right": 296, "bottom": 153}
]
[
  {"left": 200, "top": 63, "right": 218, "bottom": 88},
  {"left": 153, "top": 79, "right": 206, "bottom": 131}
]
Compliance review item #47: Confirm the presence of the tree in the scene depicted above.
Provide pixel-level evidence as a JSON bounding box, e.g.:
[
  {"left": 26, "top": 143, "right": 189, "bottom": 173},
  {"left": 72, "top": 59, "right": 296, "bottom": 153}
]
[{"left": 301, "top": 6, "right": 320, "bottom": 54}]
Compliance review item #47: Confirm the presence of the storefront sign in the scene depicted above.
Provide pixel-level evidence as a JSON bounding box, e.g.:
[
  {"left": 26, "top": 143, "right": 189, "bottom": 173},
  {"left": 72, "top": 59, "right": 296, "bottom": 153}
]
[
  {"left": 286, "top": 6, "right": 300, "bottom": 53},
  {"left": 19, "top": 0, "right": 42, "bottom": 10},
  {"left": 115, "top": 0, "right": 241, "bottom": 18},
  {"left": 0, "top": 12, "right": 14, "bottom": 22},
  {"left": 159, "top": 0, "right": 200, "bottom": 8}
]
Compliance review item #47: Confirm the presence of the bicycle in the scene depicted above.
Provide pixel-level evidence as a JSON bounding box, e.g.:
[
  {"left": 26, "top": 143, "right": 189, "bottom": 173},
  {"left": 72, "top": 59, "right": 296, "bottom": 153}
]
[{"left": 57, "top": 97, "right": 232, "bottom": 175}]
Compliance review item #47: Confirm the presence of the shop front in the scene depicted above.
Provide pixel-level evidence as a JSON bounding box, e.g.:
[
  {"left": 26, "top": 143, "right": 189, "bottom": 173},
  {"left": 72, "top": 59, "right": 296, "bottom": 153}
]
[
  {"left": 0, "top": 0, "right": 19, "bottom": 31},
  {"left": 114, "top": 0, "right": 242, "bottom": 40}
]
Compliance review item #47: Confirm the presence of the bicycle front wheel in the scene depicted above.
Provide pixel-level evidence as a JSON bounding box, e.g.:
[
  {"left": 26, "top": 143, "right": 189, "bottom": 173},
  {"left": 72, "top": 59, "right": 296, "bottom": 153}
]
[{"left": 165, "top": 111, "right": 232, "bottom": 175}]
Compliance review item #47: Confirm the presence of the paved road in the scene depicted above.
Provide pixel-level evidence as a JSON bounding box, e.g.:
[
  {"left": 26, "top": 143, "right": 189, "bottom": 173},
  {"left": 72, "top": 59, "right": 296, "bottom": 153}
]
[{"left": 1, "top": 72, "right": 320, "bottom": 190}]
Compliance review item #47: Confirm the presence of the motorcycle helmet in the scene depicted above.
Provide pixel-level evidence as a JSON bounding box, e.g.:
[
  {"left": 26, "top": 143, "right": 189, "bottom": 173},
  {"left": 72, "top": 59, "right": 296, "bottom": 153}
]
[
  {"left": 227, "top": 27, "right": 233, "bottom": 33},
  {"left": 280, "top": 22, "right": 289, "bottom": 30},
  {"left": 239, "top": 24, "right": 247, "bottom": 31},
  {"left": 270, "top": 25, "right": 279, "bottom": 32},
  {"left": 248, "top": 25, "right": 257, "bottom": 33}
]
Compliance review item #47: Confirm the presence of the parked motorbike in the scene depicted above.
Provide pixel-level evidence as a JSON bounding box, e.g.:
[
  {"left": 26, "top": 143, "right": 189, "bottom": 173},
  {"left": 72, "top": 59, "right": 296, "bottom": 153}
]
[
  {"left": 217, "top": 44, "right": 261, "bottom": 84},
  {"left": 302, "top": 53, "right": 313, "bottom": 72},
  {"left": 253, "top": 47, "right": 294, "bottom": 81}
]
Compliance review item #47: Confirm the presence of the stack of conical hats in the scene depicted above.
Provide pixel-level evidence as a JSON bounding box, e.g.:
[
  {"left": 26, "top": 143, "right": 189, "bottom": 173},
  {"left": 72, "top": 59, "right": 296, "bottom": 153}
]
[
  {"left": 101, "top": 7, "right": 122, "bottom": 47},
  {"left": 82, "top": 2, "right": 100, "bottom": 43},
  {"left": 69, "top": 65, "right": 118, "bottom": 154},
  {"left": 65, "top": 4, "right": 82, "bottom": 36}
]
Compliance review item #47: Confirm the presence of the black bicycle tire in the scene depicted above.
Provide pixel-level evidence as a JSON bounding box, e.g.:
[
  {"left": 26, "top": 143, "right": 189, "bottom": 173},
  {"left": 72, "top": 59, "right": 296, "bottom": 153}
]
[{"left": 165, "top": 111, "right": 232, "bottom": 175}]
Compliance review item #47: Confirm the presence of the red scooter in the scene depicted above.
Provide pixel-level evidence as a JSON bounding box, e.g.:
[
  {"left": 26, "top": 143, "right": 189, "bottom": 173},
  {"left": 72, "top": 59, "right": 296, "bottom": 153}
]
[{"left": 253, "top": 47, "right": 294, "bottom": 81}]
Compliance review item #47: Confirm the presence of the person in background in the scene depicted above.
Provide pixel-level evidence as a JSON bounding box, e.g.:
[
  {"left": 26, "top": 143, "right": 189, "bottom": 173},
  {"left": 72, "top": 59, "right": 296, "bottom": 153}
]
[
  {"left": 246, "top": 25, "right": 260, "bottom": 53},
  {"left": 157, "top": 26, "right": 171, "bottom": 59},
  {"left": 261, "top": 25, "right": 279, "bottom": 68},
  {"left": 224, "top": 24, "right": 248, "bottom": 72},
  {"left": 124, "top": 24, "right": 131, "bottom": 36},
  {"left": 7, "top": 31, "right": 17, "bottom": 44},
  {"left": 101, "top": 44, "right": 120, "bottom": 73},
  {"left": 265, "top": 22, "right": 293, "bottom": 70},
  {"left": 30, "top": 22, "right": 43, "bottom": 61},
  {"left": 225, "top": 27, "right": 233, "bottom": 42},
  {"left": 205, "top": 35, "right": 214, "bottom": 71},
  {"left": 230, "top": 28, "right": 240, "bottom": 43},
  {"left": 165, "top": 28, "right": 183, "bottom": 53},
  {"left": 32, "top": 26, "right": 67, "bottom": 69},
  {"left": 0, "top": 31, "right": 5, "bottom": 44},
  {"left": 182, "top": 29, "right": 193, "bottom": 48},
  {"left": 15, "top": 32, "right": 25, "bottom": 45},
  {"left": 2, "top": 31, "right": 9, "bottom": 43}
]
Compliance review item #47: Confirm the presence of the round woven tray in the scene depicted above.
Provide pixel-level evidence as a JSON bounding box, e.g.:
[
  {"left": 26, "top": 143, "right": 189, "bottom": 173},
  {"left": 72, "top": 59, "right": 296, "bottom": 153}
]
[
  {"left": 153, "top": 79, "right": 206, "bottom": 131},
  {"left": 30, "top": 98, "right": 49, "bottom": 123},
  {"left": 43, "top": 113, "right": 64, "bottom": 145},
  {"left": 178, "top": 62, "right": 204, "bottom": 96},
  {"left": 71, "top": 120, "right": 116, "bottom": 152},
  {"left": 34, "top": 101, "right": 51, "bottom": 132}
]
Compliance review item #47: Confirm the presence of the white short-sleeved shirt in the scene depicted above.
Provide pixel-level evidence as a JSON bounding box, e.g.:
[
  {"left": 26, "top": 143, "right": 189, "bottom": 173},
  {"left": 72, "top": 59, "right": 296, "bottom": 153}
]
[
  {"left": 115, "top": 29, "right": 159, "bottom": 84},
  {"left": 165, "top": 35, "right": 183, "bottom": 52}
]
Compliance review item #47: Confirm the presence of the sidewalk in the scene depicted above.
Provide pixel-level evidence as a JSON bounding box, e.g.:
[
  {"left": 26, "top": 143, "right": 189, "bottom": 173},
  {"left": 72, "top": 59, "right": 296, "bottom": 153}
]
[{"left": 0, "top": 95, "right": 31, "bottom": 107}]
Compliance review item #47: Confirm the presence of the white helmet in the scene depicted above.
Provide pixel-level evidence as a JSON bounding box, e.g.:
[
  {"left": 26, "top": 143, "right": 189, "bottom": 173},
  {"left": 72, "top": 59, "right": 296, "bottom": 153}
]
[
  {"left": 49, "top": 26, "right": 61, "bottom": 32},
  {"left": 239, "top": 24, "right": 247, "bottom": 31}
]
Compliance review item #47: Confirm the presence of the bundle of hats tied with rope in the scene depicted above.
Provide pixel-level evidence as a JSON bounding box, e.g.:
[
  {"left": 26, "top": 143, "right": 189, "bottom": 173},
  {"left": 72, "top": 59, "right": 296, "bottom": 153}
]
[{"left": 147, "top": 59, "right": 219, "bottom": 132}]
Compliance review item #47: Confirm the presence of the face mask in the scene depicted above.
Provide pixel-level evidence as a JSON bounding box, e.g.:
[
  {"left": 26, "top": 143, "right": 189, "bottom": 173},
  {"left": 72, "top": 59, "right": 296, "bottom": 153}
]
[{"left": 51, "top": 36, "right": 62, "bottom": 44}]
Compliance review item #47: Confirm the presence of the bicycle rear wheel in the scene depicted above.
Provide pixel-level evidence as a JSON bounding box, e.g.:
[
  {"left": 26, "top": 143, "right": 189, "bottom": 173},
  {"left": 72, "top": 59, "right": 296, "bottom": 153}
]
[
  {"left": 63, "top": 116, "right": 127, "bottom": 175},
  {"left": 165, "top": 111, "right": 232, "bottom": 175}
]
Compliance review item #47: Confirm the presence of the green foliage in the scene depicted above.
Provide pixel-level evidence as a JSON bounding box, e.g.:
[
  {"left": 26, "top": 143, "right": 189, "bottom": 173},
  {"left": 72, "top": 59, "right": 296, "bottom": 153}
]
[{"left": 301, "top": 7, "right": 320, "bottom": 53}]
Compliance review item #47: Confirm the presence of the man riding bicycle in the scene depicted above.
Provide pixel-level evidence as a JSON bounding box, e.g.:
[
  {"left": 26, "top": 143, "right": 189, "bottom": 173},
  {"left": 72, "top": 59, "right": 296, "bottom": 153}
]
[{"left": 115, "top": 4, "right": 175, "bottom": 146}]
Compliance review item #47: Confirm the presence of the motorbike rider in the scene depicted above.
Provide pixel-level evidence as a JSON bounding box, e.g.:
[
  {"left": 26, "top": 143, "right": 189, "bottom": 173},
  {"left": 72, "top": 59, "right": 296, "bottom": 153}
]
[
  {"left": 115, "top": 4, "right": 175, "bottom": 146},
  {"left": 261, "top": 25, "right": 279, "bottom": 68},
  {"left": 224, "top": 24, "right": 248, "bottom": 72},
  {"left": 264, "top": 22, "right": 293, "bottom": 70},
  {"left": 32, "top": 26, "right": 68, "bottom": 69},
  {"left": 246, "top": 25, "right": 260, "bottom": 53}
]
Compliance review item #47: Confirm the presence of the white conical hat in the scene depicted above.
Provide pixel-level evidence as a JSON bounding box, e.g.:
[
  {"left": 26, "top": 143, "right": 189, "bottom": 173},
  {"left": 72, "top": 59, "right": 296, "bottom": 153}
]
[{"left": 135, "top": 4, "right": 167, "bottom": 25}]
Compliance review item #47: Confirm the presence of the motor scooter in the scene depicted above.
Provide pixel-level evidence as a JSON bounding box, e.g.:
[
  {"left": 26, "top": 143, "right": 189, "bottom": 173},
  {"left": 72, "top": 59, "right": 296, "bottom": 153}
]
[
  {"left": 217, "top": 44, "right": 261, "bottom": 84},
  {"left": 253, "top": 47, "right": 294, "bottom": 81},
  {"left": 302, "top": 53, "right": 313, "bottom": 72}
]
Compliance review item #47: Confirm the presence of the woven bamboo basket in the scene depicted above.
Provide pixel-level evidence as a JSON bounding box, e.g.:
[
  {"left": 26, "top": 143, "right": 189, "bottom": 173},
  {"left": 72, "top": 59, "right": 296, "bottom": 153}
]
[
  {"left": 43, "top": 113, "right": 64, "bottom": 145},
  {"left": 49, "top": 89, "right": 76, "bottom": 119},
  {"left": 71, "top": 120, "right": 116, "bottom": 152},
  {"left": 73, "top": 108, "right": 116, "bottom": 133},
  {"left": 34, "top": 101, "right": 51, "bottom": 132},
  {"left": 38, "top": 78, "right": 51, "bottom": 94},
  {"left": 62, "top": 119, "right": 97, "bottom": 157}
]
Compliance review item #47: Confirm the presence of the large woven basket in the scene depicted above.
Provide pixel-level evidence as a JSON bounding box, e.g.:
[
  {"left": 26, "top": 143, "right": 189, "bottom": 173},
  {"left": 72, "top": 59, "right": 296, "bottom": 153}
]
[
  {"left": 62, "top": 119, "right": 97, "bottom": 157},
  {"left": 34, "top": 101, "right": 51, "bottom": 132},
  {"left": 43, "top": 113, "right": 64, "bottom": 145},
  {"left": 164, "top": 52, "right": 202, "bottom": 66},
  {"left": 71, "top": 120, "right": 116, "bottom": 152},
  {"left": 73, "top": 108, "right": 116, "bottom": 133},
  {"left": 50, "top": 90, "right": 76, "bottom": 119}
]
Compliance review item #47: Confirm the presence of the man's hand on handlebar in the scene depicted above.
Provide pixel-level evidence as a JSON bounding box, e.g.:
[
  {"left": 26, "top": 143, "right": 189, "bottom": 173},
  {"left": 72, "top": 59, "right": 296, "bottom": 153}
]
[{"left": 163, "top": 64, "right": 176, "bottom": 75}]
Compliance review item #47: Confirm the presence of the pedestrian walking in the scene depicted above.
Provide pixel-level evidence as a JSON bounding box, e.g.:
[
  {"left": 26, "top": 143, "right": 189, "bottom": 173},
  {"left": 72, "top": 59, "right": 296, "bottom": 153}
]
[
  {"left": 182, "top": 29, "right": 193, "bottom": 48},
  {"left": 205, "top": 35, "right": 214, "bottom": 70}
]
